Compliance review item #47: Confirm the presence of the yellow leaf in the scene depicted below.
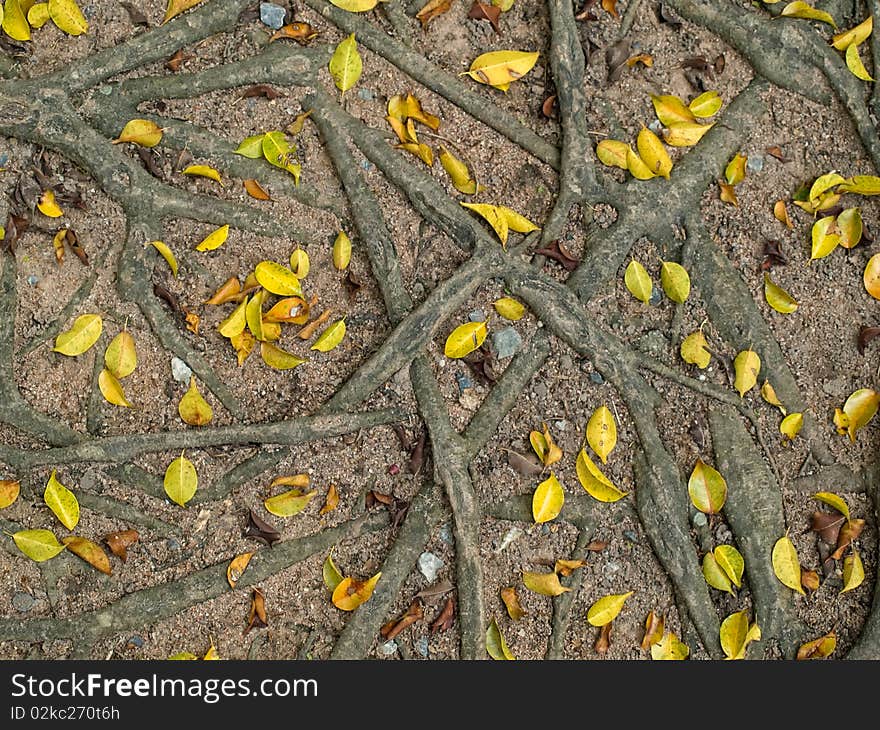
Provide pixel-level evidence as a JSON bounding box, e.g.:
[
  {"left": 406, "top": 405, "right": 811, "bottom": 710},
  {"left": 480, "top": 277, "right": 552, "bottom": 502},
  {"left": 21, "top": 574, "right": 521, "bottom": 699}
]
[
  {"left": 230, "top": 330, "right": 255, "bottom": 366},
  {"left": 464, "top": 50, "right": 539, "bottom": 90},
  {"left": 660, "top": 261, "right": 690, "bottom": 303},
  {"left": 182, "top": 164, "right": 222, "bottom": 185},
  {"left": 0, "top": 479, "right": 20, "bottom": 509},
  {"left": 529, "top": 422, "right": 561, "bottom": 466},
  {"left": 333, "top": 231, "right": 352, "bottom": 270},
  {"left": 311, "top": 319, "right": 346, "bottom": 352},
  {"left": 27, "top": 2, "right": 49, "bottom": 27},
  {"left": 837, "top": 207, "right": 863, "bottom": 248},
  {"left": 99, "top": 369, "right": 132, "bottom": 408},
  {"left": 261, "top": 130, "right": 301, "bottom": 182},
  {"left": 838, "top": 174, "right": 880, "bottom": 194},
  {"left": 772, "top": 535, "right": 805, "bottom": 594},
  {"left": 650, "top": 94, "right": 695, "bottom": 126},
  {"left": 494, "top": 297, "right": 525, "bottom": 321},
  {"left": 813, "top": 491, "right": 850, "bottom": 520},
  {"left": 439, "top": 146, "right": 483, "bottom": 194},
  {"left": 37, "top": 190, "right": 63, "bottom": 218},
  {"left": 62, "top": 536, "right": 111, "bottom": 575},
  {"left": 733, "top": 349, "right": 761, "bottom": 397},
  {"left": 687, "top": 459, "right": 727, "bottom": 514},
  {"left": 388, "top": 93, "right": 441, "bottom": 130},
  {"left": 52, "top": 228, "right": 65, "bottom": 263},
  {"left": 178, "top": 377, "right": 213, "bottom": 426},
  {"left": 44, "top": 469, "right": 79, "bottom": 530},
  {"left": 780, "top": 412, "right": 803, "bottom": 440},
  {"left": 811, "top": 215, "right": 841, "bottom": 260},
  {"left": 289, "top": 248, "right": 310, "bottom": 278},
  {"left": 797, "top": 631, "right": 837, "bottom": 660},
  {"left": 113, "top": 119, "right": 163, "bottom": 148},
  {"left": 53, "top": 313, "right": 102, "bottom": 356},
  {"left": 104, "top": 330, "right": 136, "bottom": 379},
  {"left": 330, "top": 0, "right": 378, "bottom": 10},
  {"left": 714, "top": 545, "right": 744, "bottom": 588},
  {"left": 865, "top": 253, "right": 880, "bottom": 298},
  {"left": 163, "top": 0, "right": 202, "bottom": 22},
  {"left": 703, "top": 553, "right": 734, "bottom": 594},
  {"left": 203, "top": 643, "right": 220, "bottom": 661},
  {"left": 164, "top": 453, "right": 197, "bottom": 507},
  {"left": 227, "top": 552, "right": 254, "bottom": 588},
  {"left": 144, "top": 240, "right": 178, "bottom": 277},
  {"left": 460, "top": 202, "right": 537, "bottom": 245},
  {"left": 576, "top": 449, "right": 627, "bottom": 502},
  {"left": 532, "top": 472, "right": 564, "bottom": 523},
  {"left": 587, "top": 404, "right": 617, "bottom": 464},
  {"left": 773, "top": 200, "right": 793, "bottom": 228},
  {"left": 662, "top": 122, "right": 714, "bottom": 147},
  {"left": 48, "top": 0, "right": 86, "bottom": 35},
  {"left": 218, "top": 297, "right": 248, "bottom": 338},
  {"left": 332, "top": 572, "right": 381, "bottom": 611},
  {"left": 167, "top": 652, "right": 198, "bottom": 660},
  {"left": 234, "top": 135, "right": 264, "bottom": 159},
  {"left": 263, "top": 296, "right": 309, "bottom": 325},
  {"left": 650, "top": 631, "right": 689, "bottom": 660},
  {"left": 260, "top": 342, "right": 308, "bottom": 370},
  {"left": 834, "top": 407, "right": 849, "bottom": 436},
  {"left": 554, "top": 559, "right": 586, "bottom": 576},
  {"left": 596, "top": 139, "right": 630, "bottom": 169},
  {"left": 486, "top": 617, "right": 515, "bottom": 659},
  {"left": 680, "top": 331, "right": 711, "bottom": 368},
  {"left": 246, "top": 289, "right": 268, "bottom": 341},
  {"left": 501, "top": 587, "right": 526, "bottom": 620},
  {"left": 329, "top": 34, "right": 362, "bottom": 96},
  {"left": 195, "top": 224, "right": 229, "bottom": 252},
  {"left": 253, "top": 260, "right": 302, "bottom": 297},
  {"left": 522, "top": 570, "right": 570, "bottom": 596},
  {"left": 780, "top": 1, "right": 837, "bottom": 27},
  {"left": 810, "top": 172, "right": 846, "bottom": 201},
  {"left": 587, "top": 591, "right": 633, "bottom": 626},
  {"left": 841, "top": 550, "right": 865, "bottom": 593},
  {"left": 323, "top": 552, "right": 344, "bottom": 591},
  {"left": 832, "top": 16, "right": 872, "bottom": 49},
  {"left": 624, "top": 259, "right": 652, "bottom": 304},
  {"left": 688, "top": 90, "right": 722, "bottom": 117},
  {"left": 12, "top": 529, "right": 66, "bottom": 562},
  {"left": 395, "top": 140, "right": 434, "bottom": 167},
  {"left": 725, "top": 153, "right": 747, "bottom": 185},
  {"left": 842, "top": 388, "right": 879, "bottom": 441},
  {"left": 444, "top": 321, "right": 488, "bottom": 358},
  {"left": 264, "top": 489, "right": 317, "bottom": 517},
  {"left": 846, "top": 40, "right": 874, "bottom": 79},
  {"left": 637, "top": 127, "right": 672, "bottom": 179},
  {"left": 2, "top": 0, "right": 29, "bottom": 41},
  {"left": 626, "top": 147, "right": 655, "bottom": 180},
  {"left": 720, "top": 610, "right": 761, "bottom": 659},
  {"left": 763, "top": 272, "right": 798, "bottom": 314}
]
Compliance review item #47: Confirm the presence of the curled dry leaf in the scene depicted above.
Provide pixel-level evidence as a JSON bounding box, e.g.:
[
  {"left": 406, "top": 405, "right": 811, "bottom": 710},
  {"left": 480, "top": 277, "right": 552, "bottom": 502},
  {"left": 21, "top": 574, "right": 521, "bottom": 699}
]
[
  {"left": 811, "top": 511, "right": 845, "bottom": 546},
  {"left": 244, "top": 508, "right": 280, "bottom": 547},
  {"left": 797, "top": 631, "right": 836, "bottom": 660},
  {"left": 319, "top": 484, "right": 340, "bottom": 515},
  {"left": 764, "top": 273, "right": 798, "bottom": 314},
  {"left": 227, "top": 552, "right": 254, "bottom": 588},
  {"left": 577, "top": 449, "right": 627, "bottom": 502},
  {"left": 595, "top": 622, "right": 613, "bottom": 655},
  {"left": 381, "top": 600, "right": 423, "bottom": 640},
  {"left": 773, "top": 200, "right": 793, "bottom": 229},
  {"left": 841, "top": 388, "right": 880, "bottom": 441},
  {"left": 530, "top": 422, "right": 562, "bottom": 466},
  {"left": 104, "top": 529, "right": 138, "bottom": 562},
  {"left": 501, "top": 586, "right": 526, "bottom": 620},
  {"left": 0, "top": 479, "right": 21, "bottom": 509},
  {"left": 832, "top": 518, "right": 864, "bottom": 560},
  {"left": 62, "top": 536, "right": 111, "bottom": 575},
  {"left": 641, "top": 611, "right": 665, "bottom": 650},
  {"left": 468, "top": 0, "right": 501, "bottom": 32},
  {"left": 244, "top": 588, "right": 268, "bottom": 634},
  {"left": 554, "top": 559, "right": 586, "bottom": 577},
  {"left": 331, "top": 572, "right": 381, "bottom": 611},
  {"left": 431, "top": 596, "right": 456, "bottom": 633},
  {"left": 270, "top": 22, "right": 319, "bottom": 44},
  {"left": 780, "top": 412, "right": 803, "bottom": 440}
]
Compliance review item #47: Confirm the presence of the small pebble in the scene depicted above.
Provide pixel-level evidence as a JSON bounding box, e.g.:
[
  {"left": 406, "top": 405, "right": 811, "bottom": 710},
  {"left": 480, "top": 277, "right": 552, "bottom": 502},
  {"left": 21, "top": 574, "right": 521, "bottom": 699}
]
[
  {"left": 12, "top": 592, "right": 35, "bottom": 613},
  {"left": 554, "top": 419, "right": 567, "bottom": 431},
  {"left": 360, "top": 160, "right": 374, "bottom": 171},
  {"left": 533, "top": 382, "right": 549, "bottom": 399},
  {"left": 166, "top": 538, "right": 181, "bottom": 551},
  {"left": 692, "top": 512, "right": 708, "bottom": 528},
  {"left": 492, "top": 328, "right": 523, "bottom": 359},
  {"left": 416, "top": 636, "right": 429, "bottom": 658},
  {"left": 259, "top": 2, "right": 286, "bottom": 29},
  {"left": 623, "top": 530, "right": 638, "bottom": 543},
  {"left": 170, "top": 357, "right": 192, "bottom": 384},
  {"left": 357, "top": 88, "right": 375, "bottom": 101},
  {"left": 746, "top": 155, "right": 764, "bottom": 173},
  {"left": 589, "top": 371, "right": 605, "bottom": 385},
  {"left": 26, "top": 275, "right": 39, "bottom": 287},
  {"left": 649, "top": 287, "right": 663, "bottom": 306},
  {"left": 379, "top": 640, "right": 398, "bottom": 656},
  {"left": 495, "top": 526, "right": 522, "bottom": 553},
  {"left": 468, "top": 309, "right": 486, "bottom": 322},
  {"left": 439, "top": 522, "right": 454, "bottom": 546},
  {"left": 388, "top": 463, "right": 400, "bottom": 476},
  {"left": 127, "top": 635, "right": 145, "bottom": 648},
  {"left": 98, "top": 85, "right": 113, "bottom": 96},
  {"left": 603, "top": 561, "right": 621, "bottom": 578},
  {"left": 648, "top": 119, "right": 663, "bottom": 133},
  {"left": 455, "top": 373, "right": 472, "bottom": 392},
  {"left": 418, "top": 552, "right": 444, "bottom": 582}
]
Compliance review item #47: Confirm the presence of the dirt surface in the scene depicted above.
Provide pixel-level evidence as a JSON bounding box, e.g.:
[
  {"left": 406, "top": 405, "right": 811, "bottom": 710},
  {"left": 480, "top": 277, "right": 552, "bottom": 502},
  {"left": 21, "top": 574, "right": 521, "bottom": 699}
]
[{"left": 1, "top": 0, "right": 879, "bottom": 661}]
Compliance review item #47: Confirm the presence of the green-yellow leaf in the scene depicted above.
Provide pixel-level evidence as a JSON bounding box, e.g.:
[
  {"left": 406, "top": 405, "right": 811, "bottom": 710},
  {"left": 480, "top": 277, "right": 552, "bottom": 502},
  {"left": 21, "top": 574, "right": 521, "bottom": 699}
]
[
  {"left": 733, "top": 349, "right": 761, "bottom": 397},
  {"left": 195, "top": 224, "right": 229, "bottom": 252},
  {"left": 2, "top": 0, "right": 29, "bottom": 41},
  {"left": 587, "top": 404, "right": 617, "bottom": 464},
  {"left": 532, "top": 472, "right": 564, "bottom": 523},
  {"left": 494, "top": 297, "right": 525, "bottom": 321},
  {"left": 113, "top": 119, "right": 163, "bottom": 148},
  {"left": 98, "top": 368, "right": 132, "bottom": 408},
  {"left": 810, "top": 172, "right": 846, "bottom": 201},
  {"left": 763, "top": 272, "right": 798, "bottom": 314},
  {"left": 841, "top": 550, "right": 865, "bottom": 593},
  {"left": 637, "top": 127, "right": 672, "bottom": 179},
  {"left": 651, "top": 631, "right": 690, "bottom": 660},
  {"left": 330, "top": 0, "right": 379, "bottom": 10},
  {"left": 780, "top": 1, "right": 837, "bottom": 27},
  {"left": 688, "top": 90, "right": 722, "bottom": 118},
  {"left": 311, "top": 319, "right": 346, "bottom": 352},
  {"left": 681, "top": 331, "right": 711, "bottom": 368},
  {"left": 720, "top": 610, "right": 761, "bottom": 660},
  {"left": 261, "top": 131, "right": 301, "bottom": 182},
  {"left": 846, "top": 39, "right": 874, "bottom": 80},
  {"left": 725, "top": 153, "right": 747, "bottom": 186},
  {"left": 523, "top": 570, "right": 570, "bottom": 596},
  {"left": 811, "top": 215, "right": 840, "bottom": 260},
  {"left": 164, "top": 454, "right": 197, "bottom": 507},
  {"left": 145, "top": 240, "right": 178, "bottom": 277},
  {"left": 333, "top": 231, "right": 352, "bottom": 270},
  {"left": 839, "top": 174, "right": 880, "bottom": 195},
  {"left": 486, "top": 617, "right": 515, "bottom": 659},
  {"left": 576, "top": 449, "right": 627, "bottom": 502},
  {"left": 178, "top": 376, "right": 213, "bottom": 426},
  {"left": 761, "top": 380, "right": 786, "bottom": 414},
  {"left": 233, "top": 134, "right": 265, "bottom": 159},
  {"left": 264, "top": 489, "right": 317, "bottom": 517},
  {"left": 289, "top": 248, "right": 310, "bottom": 278},
  {"left": 53, "top": 313, "right": 102, "bottom": 356},
  {"left": 254, "top": 260, "right": 303, "bottom": 297},
  {"left": 460, "top": 202, "right": 538, "bottom": 245},
  {"left": 813, "top": 491, "right": 850, "bottom": 521},
  {"left": 104, "top": 330, "right": 137, "bottom": 378},
  {"left": 626, "top": 147, "right": 655, "bottom": 180},
  {"left": 12, "top": 529, "right": 66, "bottom": 562},
  {"left": 842, "top": 388, "right": 880, "bottom": 441},
  {"left": 772, "top": 535, "right": 805, "bottom": 594},
  {"left": 660, "top": 261, "right": 690, "bottom": 303},
  {"left": 780, "top": 412, "right": 803, "bottom": 440},
  {"left": 714, "top": 545, "right": 744, "bottom": 588},
  {"left": 444, "top": 321, "right": 488, "bottom": 358},
  {"left": 329, "top": 34, "right": 362, "bottom": 96},
  {"left": 44, "top": 469, "right": 79, "bottom": 530},
  {"left": 651, "top": 94, "right": 695, "bottom": 126},
  {"left": 832, "top": 15, "right": 873, "bottom": 49},
  {"left": 323, "top": 551, "right": 344, "bottom": 591},
  {"left": 464, "top": 50, "right": 539, "bottom": 91},
  {"left": 838, "top": 207, "right": 863, "bottom": 248},
  {"left": 260, "top": 342, "right": 308, "bottom": 370},
  {"left": 703, "top": 553, "right": 734, "bottom": 594},
  {"left": 624, "top": 259, "right": 652, "bottom": 304},
  {"left": 182, "top": 164, "right": 222, "bottom": 185},
  {"left": 587, "top": 591, "right": 633, "bottom": 626},
  {"left": 687, "top": 459, "right": 727, "bottom": 514},
  {"left": 595, "top": 139, "right": 630, "bottom": 169},
  {"left": 246, "top": 289, "right": 267, "bottom": 341},
  {"left": 48, "top": 0, "right": 87, "bottom": 35}
]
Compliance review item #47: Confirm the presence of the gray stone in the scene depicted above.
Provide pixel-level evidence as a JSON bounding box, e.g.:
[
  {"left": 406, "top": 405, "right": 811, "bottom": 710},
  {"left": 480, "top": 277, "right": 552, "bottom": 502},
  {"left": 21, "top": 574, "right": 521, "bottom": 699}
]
[
  {"left": 746, "top": 155, "right": 764, "bottom": 173},
  {"left": 128, "top": 635, "right": 145, "bottom": 648},
  {"left": 533, "top": 382, "right": 549, "bottom": 399},
  {"left": 170, "top": 357, "right": 192, "bottom": 384},
  {"left": 416, "top": 636, "right": 429, "bottom": 658},
  {"left": 692, "top": 511, "right": 708, "bottom": 527},
  {"left": 259, "top": 2, "right": 286, "bottom": 29},
  {"left": 492, "top": 327, "right": 523, "bottom": 359},
  {"left": 495, "top": 526, "right": 522, "bottom": 553},
  {"left": 603, "top": 561, "right": 621, "bottom": 579},
  {"left": 468, "top": 309, "right": 486, "bottom": 322},
  {"left": 12, "top": 592, "right": 35, "bottom": 613},
  {"left": 589, "top": 371, "right": 605, "bottom": 385},
  {"left": 648, "top": 119, "right": 663, "bottom": 133},
  {"left": 26, "top": 275, "right": 38, "bottom": 287},
  {"left": 379, "top": 640, "right": 398, "bottom": 656},
  {"left": 357, "top": 88, "right": 375, "bottom": 101},
  {"left": 418, "top": 552, "right": 444, "bottom": 582},
  {"left": 649, "top": 286, "right": 663, "bottom": 306},
  {"left": 623, "top": 530, "right": 638, "bottom": 543},
  {"left": 636, "top": 330, "right": 668, "bottom": 358},
  {"left": 439, "top": 522, "right": 454, "bottom": 546},
  {"left": 455, "top": 373, "right": 472, "bottom": 392},
  {"left": 822, "top": 377, "right": 847, "bottom": 398}
]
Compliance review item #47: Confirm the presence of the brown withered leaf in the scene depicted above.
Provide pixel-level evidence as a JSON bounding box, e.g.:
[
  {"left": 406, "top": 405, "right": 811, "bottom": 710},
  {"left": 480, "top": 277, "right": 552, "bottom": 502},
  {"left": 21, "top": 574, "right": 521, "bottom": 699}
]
[
  {"left": 605, "top": 39, "right": 631, "bottom": 82},
  {"left": 713, "top": 53, "right": 725, "bottom": 74},
  {"left": 270, "top": 22, "right": 318, "bottom": 44},
  {"left": 174, "top": 148, "right": 194, "bottom": 172},
  {"left": 832, "top": 518, "right": 865, "bottom": 560},
  {"left": 601, "top": 0, "right": 618, "bottom": 17},
  {"left": 342, "top": 270, "right": 363, "bottom": 301},
  {"left": 65, "top": 229, "right": 88, "bottom": 266},
  {"left": 409, "top": 430, "right": 426, "bottom": 475},
  {"left": 244, "top": 179, "right": 271, "bottom": 201},
  {"left": 392, "top": 424, "right": 412, "bottom": 451},
  {"left": 366, "top": 490, "right": 394, "bottom": 508},
  {"left": 818, "top": 541, "right": 835, "bottom": 577},
  {"left": 500, "top": 586, "right": 526, "bottom": 620},
  {"left": 417, "top": 0, "right": 454, "bottom": 28},
  {"left": 416, "top": 579, "right": 453, "bottom": 600},
  {"left": 390, "top": 500, "right": 410, "bottom": 530},
  {"left": 536, "top": 239, "right": 579, "bottom": 271},
  {"left": 640, "top": 610, "right": 665, "bottom": 649},
  {"left": 380, "top": 600, "right": 423, "bottom": 640},
  {"left": 719, "top": 180, "right": 738, "bottom": 206},
  {"left": 430, "top": 596, "right": 455, "bottom": 633},
  {"left": 153, "top": 283, "right": 181, "bottom": 314},
  {"left": 595, "top": 622, "right": 613, "bottom": 655},
  {"left": 766, "top": 146, "right": 787, "bottom": 162},
  {"left": 658, "top": 2, "right": 682, "bottom": 26},
  {"left": 104, "top": 529, "right": 139, "bottom": 562},
  {"left": 761, "top": 240, "right": 788, "bottom": 271},
  {"left": 120, "top": 2, "right": 149, "bottom": 26},
  {"left": 244, "top": 588, "right": 268, "bottom": 634},
  {"left": 541, "top": 95, "right": 558, "bottom": 119},
  {"left": 575, "top": 0, "right": 598, "bottom": 21},
  {"left": 506, "top": 449, "right": 544, "bottom": 476},
  {"left": 241, "top": 84, "right": 286, "bottom": 100},
  {"left": 205, "top": 277, "right": 241, "bottom": 305},
  {"left": 464, "top": 349, "right": 500, "bottom": 384},
  {"left": 858, "top": 326, "right": 880, "bottom": 355},
  {"left": 468, "top": 1, "right": 501, "bottom": 32},
  {"left": 298, "top": 309, "right": 332, "bottom": 340},
  {"left": 165, "top": 49, "right": 192, "bottom": 72},
  {"left": 136, "top": 147, "right": 164, "bottom": 179},
  {"left": 319, "top": 484, "right": 339, "bottom": 515},
  {"left": 184, "top": 310, "right": 200, "bottom": 335},
  {"left": 811, "top": 511, "right": 845, "bottom": 545},
  {"left": 2, "top": 214, "right": 29, "bottom": 254},
  {"left": 587, "top": 539, "right": 609, "bottom": 552},
  {"left": 244, "top": 508, "right": 281, "bottom": 547},
  {"left": 555, "top": 559, "right": 586, "bottom": 577},
  {"left": 801, "top": 569, "right": 820, "bottom": 592},
  {"left": 682, "top": 56, "right": 712, "bottom": 74}
]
